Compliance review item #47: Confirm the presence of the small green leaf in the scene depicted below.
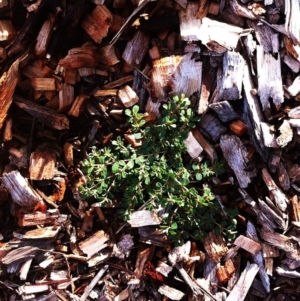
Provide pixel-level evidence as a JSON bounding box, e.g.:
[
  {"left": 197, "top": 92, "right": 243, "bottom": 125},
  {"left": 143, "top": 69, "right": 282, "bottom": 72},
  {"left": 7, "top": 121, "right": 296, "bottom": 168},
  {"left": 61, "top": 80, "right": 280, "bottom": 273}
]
[
  {"left": 171, "top": 222, "right": 178, "bottom": 230},
  {"left": 132, "top": 105, "right": 139, "bottom": 114},
  {"left": 195, "top": 173, "right": 202, "bottom": 181},
  {"left": 134, "top": 133, "right": 143, "bottom": 139},
  {"left": 112, "top": 162, "right": 119, "bottom": 174},
  {"left": 125, "top": 109, "right": 132, "bottom": 116},
  {"left": 127, "top": 160, "right": 134, "bottom": 169}
]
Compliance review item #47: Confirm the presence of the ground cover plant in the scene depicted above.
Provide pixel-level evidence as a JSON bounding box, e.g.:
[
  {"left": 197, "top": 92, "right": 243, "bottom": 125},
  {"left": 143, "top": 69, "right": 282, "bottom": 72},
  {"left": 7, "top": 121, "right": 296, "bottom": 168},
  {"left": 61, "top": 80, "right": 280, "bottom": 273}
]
[{"left": 80, "top": 95, "right": 237, "bottom": 244}]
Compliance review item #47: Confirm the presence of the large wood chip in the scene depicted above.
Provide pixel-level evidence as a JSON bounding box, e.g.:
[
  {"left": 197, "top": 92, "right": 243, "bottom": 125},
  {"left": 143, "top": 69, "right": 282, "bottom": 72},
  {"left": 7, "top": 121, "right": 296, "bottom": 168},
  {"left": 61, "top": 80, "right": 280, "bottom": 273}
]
[
  {"left": 204, "top": 231, "right": 228, "bottom": 263},
  {"left": 234, "top": 235, "right": 262, "bottom": 255},
  {"left": 158, "top": 285, "right": 185, "bottom": 300}
]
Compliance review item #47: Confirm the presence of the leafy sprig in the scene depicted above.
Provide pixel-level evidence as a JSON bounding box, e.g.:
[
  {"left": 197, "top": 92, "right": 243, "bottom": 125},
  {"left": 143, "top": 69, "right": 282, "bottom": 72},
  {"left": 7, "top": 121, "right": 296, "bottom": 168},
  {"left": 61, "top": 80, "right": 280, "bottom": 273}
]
[{"left": 80, "top": 94, "right": 237, "bottom": 244}]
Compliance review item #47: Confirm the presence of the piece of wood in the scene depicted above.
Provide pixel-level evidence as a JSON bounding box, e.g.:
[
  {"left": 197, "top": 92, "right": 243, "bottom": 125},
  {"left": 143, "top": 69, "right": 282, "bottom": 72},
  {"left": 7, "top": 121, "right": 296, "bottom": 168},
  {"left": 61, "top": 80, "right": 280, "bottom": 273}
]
[
  {"left": 262, "top": 243, "right": 280, "bottom": 258},
  {"left": 68, "top": 94, "right": 89, "bottom": 117},
  {"left": 246, "top": 221, "right": 270, "bottom": 293},
  {"left": 22, "top": 226, "right": 60, "bottom": 239},
  {"left": 18, "top": 210, "right": 68, "bottom": 227},
  {"left": 122, "top": 31, "right": 150, "bottom": 66},
  {"left": 79, "top": 230, "right": 109, "bottom": 258},
  {"left": 234, "top": 235, "right": 262, "bottom": 255},
  {"left": 285, "top": 0, "right": 300, "bottom": 45},
  {"left": 158, "top": 285, "right": 185, "bottom": 300},
  {"left": 216, "top": 51, "right": 245, "bottom": 100},
  {"left": 283, "top": 53, "right": 300, "bottom": 73},
  {"left": 0, "top": 19, "right": 16, "bottom": 41},
  {"left": 204, "top": 231, "right": 228, "bottom": 263},
  {"left": 81, "top": 5, "right": 112, "bottom": 43},
  {"left": 287, "top": 75, "right": 300, "bottom": 96},
  {"left": 2, "top": 170, "right": 42, "bottom": 207},
  {"left": 31, "top": 78, "right": 56, "bottom": 91},
  {"left": 99, "top": 45, "right": 119, "bottom": 66},
  {"left": 220, "top": 134, "right": 256, "bottom": 188},
  {"left": 22, "top": 60, "right": 52, "bottom": 79},
  {"left": 0, "top": 59, "right": 19, "bottom": 130},
  {"left": 209, "top": 101, "right": 239, "bottom": 123},
  {"left": 138, "top": 227, "right": 168, "bottom": 247},
  {"left": 102, "top": 75, "right": 134, "bottom": 89},
  {"left": 261, "top": 168, "right": 289, "bottom": 212},
  {"left": 230, "top": 120, "right": 248, "bottom": 136},
  {"left": 35, "top": 14, "right": 55, "bottom": 57},
  {"left": 179, "top": 3, "right": 202, "bottom": 41},
  {"left": 2, "top": 246, "right": 39, "bottom": 265},
  {"left": 14, "top": 95, "right": 69, "bottom": 130},
  {"left": 3, "top": 117, "right": 12, "bottom": 141},
  {"left": 128, "top": 210, "right": 162, "bottom": 227},
  {"left": 225, "top": 262, "right": 259, "bottom": 301},
  {"left": 257, "top": 44, "right": 284, "bottom": 111},
  {"left": 199, "top": 113, "right": 227, "bottom": 142},
  {"left": 19, "top": 258, "right": 32, "bottom": 280},
  {"left": 185, "top": 131, "right": 203, "bottom": 159},
  {"left": 29, "top": 149, "right": 56, "bottom": 180},
  {"left": 58, "top": 83, "right": 74, "bottom": 112},
  {"left": 58, "top": 45, "right": 99, "bottom": 69},
  {"left": 260, "top": 228, "right": 300, "bottom": 269},
  {"left": 198, "top": 17, "right": 243, "bottom": 51},
  {"left": 118, "top": 85, "right": 139, "bottom": 108}
]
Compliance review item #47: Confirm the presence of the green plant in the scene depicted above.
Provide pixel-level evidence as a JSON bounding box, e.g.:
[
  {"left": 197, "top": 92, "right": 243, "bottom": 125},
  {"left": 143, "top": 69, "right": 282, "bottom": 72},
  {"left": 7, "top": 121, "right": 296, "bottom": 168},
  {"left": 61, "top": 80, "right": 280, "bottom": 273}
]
[{"left": 80, "top": 94, "right": 237, "bottom": 244}]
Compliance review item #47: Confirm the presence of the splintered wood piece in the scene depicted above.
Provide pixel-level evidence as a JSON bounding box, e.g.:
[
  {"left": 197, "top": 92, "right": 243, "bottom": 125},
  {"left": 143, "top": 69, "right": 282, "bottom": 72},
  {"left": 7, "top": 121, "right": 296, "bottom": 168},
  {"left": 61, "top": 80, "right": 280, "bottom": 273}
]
[
  {"left": 198, "top": 17, "right": 243, "bottom": 50},
  {"left": 122, "top": 31, "right": 150, "bottom": 65},
  {"left": 285, "top": 0, "right": 300, "bottom": 44},
  {"left": 99, "top": 45, "right": 119, "bottom": 66},
  {"left": 63, "top": 142, "right": 73, "bottom": 166},
  {"left": 179, "top": 2, "right": 202, "bottom": 41},
  {"left": 94, "top": 89, "right": 117, "bottom": 97},
  {"left": 18, "top": 284, "right": 49, "bottom": 295},
  {"left": 277, "top": 161, "right": 290, "bottom": 191},
  {"left": 242, "top": 63, "right": 267, "bottom": 160},
  {"left": 288, "top": 76, "right": 300, "bottom": 96},
  {"left": 260, "top": 122, "right": 278, "bottom": 148},
  {"left": 276, "top": 265, "right": 300, "bottom": 278},
  {"left": 0, "top": 20, "right": 16, "bottom": 41},
  {"left": 58, "top": 46, "right": 99, "bottom": 69},
  {"left": 14, "top": 96, "right": 69, "bottom": 130},
  {"left": 260, "top": 228, "right": 300, "bottom": 269},
  {"left": 81, "top": 5, "right": 112, "bottom": 43},
  {"left": 191, "top": 128, "right": 217, "bottom": 162},
  {"left": 78, "top": 68, "right": 95, "bottom": 77},
  {"left": 124, "top": 133, "right": 142, "bottom": 148},
  {"left": 288, "top": 105, "right": 300, "bottom": 118},
  {"left": 158, "top": 285, "right": 185, "bottom": 300},
  {"left": 276, "top": 120, "right": 293, "bottom": 148},
  {"left": 0, "top": 59, "right": 19, "bottom": 129},
  {"left": 23, "top": 226, "right": 60, "bottom": 239},
  {"left": 226, "top": 262, "right": 259, "bottom": 301},
  {"left": 209, "top": 101, "right": 239, "bottom": 123},
  {"left": 29, "top": 149, "right": 56, "bottom": 180},
  {"left": 257, "top": 198, "right": 286, "bottom": 230},
  {"left": 199, "top": 113, "right": 227, "bottom": 142},
  {"left": 79, "top": 230, "right": 109, "bottom": 258},
  {"left": 185, "top": 131, "right": 203, "bottom": 159},
  {"left": 148, "top": 46, "right": 161, "bottom": 61},
  {"left": 22, "top": 60, "right": 52, "bottom": 79},
  {"left": 230, "top": 120, "right": 248, "bottom": 136},
  {"left": 291, "top": 195, "right": 300, "bottom": 222},
  {"left": 246, "top": 221, "right": 270, "bottom": 293},
  {"left": 283, "top": 53, "right": 300, "bottom": 73},
  {"left": 35, "top": 15, "right": 55, "bottom": 57},
  {"left": 216, "top": 261, "right": 235, "bottom": 284},
  {"left": 261, "top": 168, "right": 289, "bottom": 212},
  {"left": 262, "top": 243, "right": 280, "bottom": 258},
  {"left": 18, "top": 210, "right": 68, "bottom": 227},
  {"left": 204, "top": 231, "right": 228, "bottom": 263},
  {"left": 64, "top": 69, "right": 78, "bottom": 85},
  {"left": 19, "top": 258, "right": 32, "bottom": 280},
  {"left": 156, "top": 262, "right": 173, "bottom": 277},
  {"left": 102, "top": 75, "right": 134, "bottom": 89},
  {"left": 2, "top": 246, "right": 39, "bottom": 265},
  {"left": 197, "top": 0, "right": 209, "bottom": 18},
  {"left": 31, "top": 78, "right": 56, "bottom": 91},
  {"left": 234, "top": 235, "right": 262, "bottom": 255},
  {"left": 151, "top": 53, "right": 202, "bottom": 101},
  {"left": 128, "top": 210, "right": 162, "bottom": 227},
  {"left": 217, "top": 51, "right": 245, "bottom": 100},
  {"left": 2, "top": 170, "right": 42, "bottom": 207},
  {"left": 118, "top": 85, "right": 139, "bottom": 108},
  {"left": 68, "top": 94, "right": 89, "bottom": 117},
  {"left": 58, "top": 83, "right": 74, "bottom": 112},
  {"left": 220, "top": 134, "right": 256, "bottom": 188},
  {"left": 257, "top": 45, "right": 284, "bottom": 111},
  {"left": 3, "top": 117, "right": 12, "bottom": 141}
]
